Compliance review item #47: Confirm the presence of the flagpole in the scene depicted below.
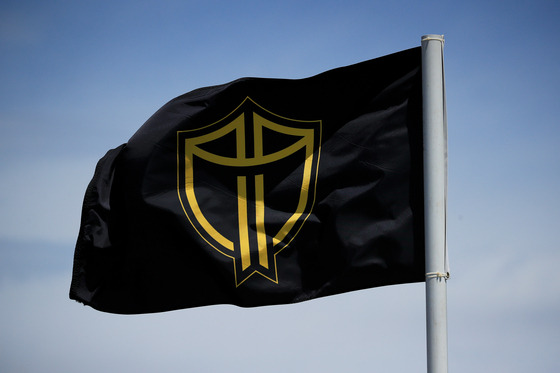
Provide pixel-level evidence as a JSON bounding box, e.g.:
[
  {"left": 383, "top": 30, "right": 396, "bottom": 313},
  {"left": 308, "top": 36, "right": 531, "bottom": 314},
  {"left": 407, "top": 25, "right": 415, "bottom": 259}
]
[{"left": 421, "top": 34, "right": 448, "bottom": 373}]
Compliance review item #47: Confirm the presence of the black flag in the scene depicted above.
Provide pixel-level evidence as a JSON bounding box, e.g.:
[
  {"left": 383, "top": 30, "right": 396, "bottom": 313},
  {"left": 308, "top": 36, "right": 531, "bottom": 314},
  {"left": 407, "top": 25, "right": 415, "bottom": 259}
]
[{"left": 70, "top": 47, "right": 424, "bottom": 314}]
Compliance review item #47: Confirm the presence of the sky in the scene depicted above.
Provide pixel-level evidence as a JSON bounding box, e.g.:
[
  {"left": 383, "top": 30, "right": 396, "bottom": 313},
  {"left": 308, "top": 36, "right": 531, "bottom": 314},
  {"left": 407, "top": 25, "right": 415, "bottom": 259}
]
[{"left": 1, "top": 0, "right": 559, "bottom": 372}]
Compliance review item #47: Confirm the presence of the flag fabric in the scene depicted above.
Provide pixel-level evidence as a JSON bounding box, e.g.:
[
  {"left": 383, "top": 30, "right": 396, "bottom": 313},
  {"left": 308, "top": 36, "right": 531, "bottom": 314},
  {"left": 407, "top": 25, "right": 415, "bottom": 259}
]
[{"left": 70, "top": 47, "right": 424, "bottom": 314}]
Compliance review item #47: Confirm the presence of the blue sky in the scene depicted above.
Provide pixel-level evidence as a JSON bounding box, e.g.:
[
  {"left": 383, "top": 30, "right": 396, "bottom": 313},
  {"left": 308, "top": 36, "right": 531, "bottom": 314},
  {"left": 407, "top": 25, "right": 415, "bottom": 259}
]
[{"left": 1, "top": 0, "right": 559, "bottom": 372}]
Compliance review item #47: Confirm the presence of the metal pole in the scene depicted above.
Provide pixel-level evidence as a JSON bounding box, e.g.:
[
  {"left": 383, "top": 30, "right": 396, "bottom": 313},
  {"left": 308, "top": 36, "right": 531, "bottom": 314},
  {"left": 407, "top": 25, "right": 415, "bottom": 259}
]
[{"left": 421, "top": 34, "right": 448, "bottom": 373}]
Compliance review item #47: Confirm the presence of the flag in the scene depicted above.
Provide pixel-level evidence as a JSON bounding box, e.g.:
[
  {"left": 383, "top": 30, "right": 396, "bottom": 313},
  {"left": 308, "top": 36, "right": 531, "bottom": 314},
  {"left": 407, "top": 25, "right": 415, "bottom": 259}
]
[{"left": 70, "top": 47, "right": 424, "bottom": 314}]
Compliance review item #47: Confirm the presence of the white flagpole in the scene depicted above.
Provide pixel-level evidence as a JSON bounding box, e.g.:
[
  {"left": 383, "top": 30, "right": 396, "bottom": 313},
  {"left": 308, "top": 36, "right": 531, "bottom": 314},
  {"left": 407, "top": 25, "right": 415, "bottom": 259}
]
[{"left": 421, "top": 34, "right": 448, "bottom": 373}]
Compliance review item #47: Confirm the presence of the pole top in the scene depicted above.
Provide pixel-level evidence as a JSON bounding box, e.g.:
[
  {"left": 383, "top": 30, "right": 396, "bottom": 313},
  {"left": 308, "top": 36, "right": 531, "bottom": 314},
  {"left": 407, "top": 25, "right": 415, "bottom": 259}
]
[
  {"left": 422, "top": 34, "right": 444, "bottom": 41},
  {"left": 422, "top": 34, "right": 445, "bottom": 44}
]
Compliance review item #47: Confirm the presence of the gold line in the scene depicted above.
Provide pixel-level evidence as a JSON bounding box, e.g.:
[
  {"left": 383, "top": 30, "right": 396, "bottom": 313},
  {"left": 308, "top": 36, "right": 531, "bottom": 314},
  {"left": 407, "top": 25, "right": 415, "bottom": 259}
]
[
  {"left": 236, "top": 114, "right": 245, "bottom": 160},
  {"left": 273, "top": 121, "right": 323, "bottom": 255},
  {"left": 272, "top": 134, "right": 314, "bottom": 246},
  {"left": 255, "top": 174, "right": 268, "bottom": 268},
  {"left": 237, "top": 176, "right": 251, "bottom": 271},
  {"left": 185, "top": 145, "right": 234, "bottom": 251},
  {"left": 253, "top": 112, "right": 263, "bottom": 158},
  {"left": 178, "top": 136, "right": 233, "bottom": 258},
  {"left": 184, "top": 113, "right": 244, "bottom": 145},
  {"left": 192, "top": 137, "right": 308, "bottom": 167}
]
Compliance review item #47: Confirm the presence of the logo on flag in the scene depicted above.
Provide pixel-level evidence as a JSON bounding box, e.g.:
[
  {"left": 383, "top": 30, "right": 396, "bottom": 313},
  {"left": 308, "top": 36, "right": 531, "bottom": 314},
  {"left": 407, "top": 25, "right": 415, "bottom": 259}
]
[{"left": 177, "top": 97, "right": 322, "bottom": 286}]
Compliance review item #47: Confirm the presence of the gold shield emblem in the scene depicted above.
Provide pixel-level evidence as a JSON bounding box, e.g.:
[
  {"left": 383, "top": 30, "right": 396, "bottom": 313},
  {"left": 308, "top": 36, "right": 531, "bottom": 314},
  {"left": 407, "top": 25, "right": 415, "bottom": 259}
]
[{"left": 177, "top": 97, "right": 321, "bottom": 286}]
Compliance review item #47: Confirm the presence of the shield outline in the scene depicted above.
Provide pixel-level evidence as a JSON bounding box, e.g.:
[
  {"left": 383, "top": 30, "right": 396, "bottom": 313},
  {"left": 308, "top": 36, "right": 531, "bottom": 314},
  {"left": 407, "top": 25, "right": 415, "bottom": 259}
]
[{"left": 177, "top": 97, "right": 322, "bottom": 286}]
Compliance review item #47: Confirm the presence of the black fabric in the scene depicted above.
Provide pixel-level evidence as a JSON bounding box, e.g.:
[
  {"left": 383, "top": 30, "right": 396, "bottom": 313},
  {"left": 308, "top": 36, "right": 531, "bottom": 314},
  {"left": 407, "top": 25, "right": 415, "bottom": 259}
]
[{"left": 70, "top": 47, "right": 424, "bottom": 314}]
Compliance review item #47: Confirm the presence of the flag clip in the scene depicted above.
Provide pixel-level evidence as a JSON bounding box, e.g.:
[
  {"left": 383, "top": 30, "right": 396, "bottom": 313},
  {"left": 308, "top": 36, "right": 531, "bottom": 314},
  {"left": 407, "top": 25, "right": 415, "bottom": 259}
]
[{"left": 425, "top": 271, "right": 450, "bottom": 280}]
